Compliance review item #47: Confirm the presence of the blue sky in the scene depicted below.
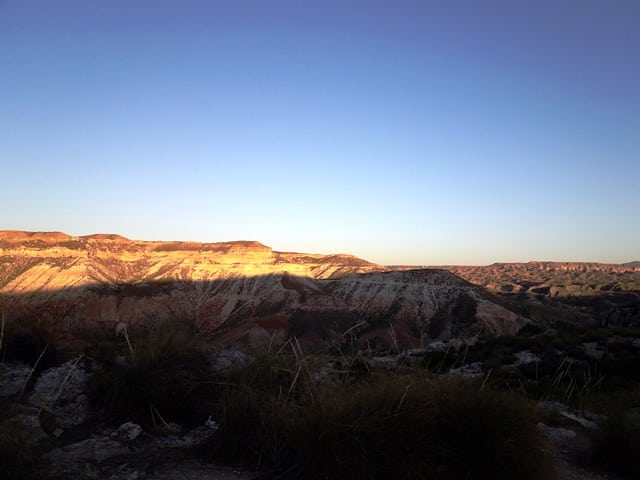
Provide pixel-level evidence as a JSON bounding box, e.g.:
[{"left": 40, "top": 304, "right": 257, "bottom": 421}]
[{"left": 1, "top": 1, "right": 638, "bottom": 265}]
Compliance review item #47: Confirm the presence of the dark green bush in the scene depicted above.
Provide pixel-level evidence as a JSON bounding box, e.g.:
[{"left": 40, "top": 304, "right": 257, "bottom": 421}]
[
  {"left": 88, "top": 321, "right": 216, "bottom": 426},
  {"left": 1, "top": 315, "right": 58, "bottom": 371},
  {"left": 215, "top": 359, "right": 552, "bottom": 480},
  {"left": 590, "top": 407, "right": 640, "bottom": 477}
]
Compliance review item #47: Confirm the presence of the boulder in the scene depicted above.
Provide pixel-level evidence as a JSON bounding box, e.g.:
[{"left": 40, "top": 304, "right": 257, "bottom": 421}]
[
  {"left": 537, "top": 423, "right": 577, "bottom": 452},
  {"left": 210, "top": 349, "right": 251, "bottom": 374},
  {"left": 28, "top": 356, "right": 93, "bottom": 428}
]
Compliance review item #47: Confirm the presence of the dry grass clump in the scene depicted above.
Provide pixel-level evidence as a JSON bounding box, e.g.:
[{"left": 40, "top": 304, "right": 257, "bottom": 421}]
[
  {"left": 0, "top": 313, "right": 58, "bottom": 371},
  {"left": 88, "top": 321, "right": 216, "bottom": 426},
  {"left": 215, "top": 351, "right": 552, "bottom": 480}
]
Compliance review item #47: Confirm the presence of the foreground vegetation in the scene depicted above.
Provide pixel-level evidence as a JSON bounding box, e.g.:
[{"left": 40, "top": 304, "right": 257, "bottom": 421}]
[
  {"left": 3, "top": 316, "right": 640, "bottom": 479},
  {"left": 0, "top": 399, "right": 53, "bottom": 480},
  {"left": 87, "top": 321, "right": 216, "bottom": 426},
  {"left": 214, "top": 351, "right": 551, "bottom": 480}
]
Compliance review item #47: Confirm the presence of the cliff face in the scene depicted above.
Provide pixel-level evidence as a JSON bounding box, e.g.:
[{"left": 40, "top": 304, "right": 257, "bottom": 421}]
[
  {"left": 0, "top": 230, "right": 379, "bottom": 292},
  {"left": 0, "top": 231, "right": 527, "bottom": 351}
]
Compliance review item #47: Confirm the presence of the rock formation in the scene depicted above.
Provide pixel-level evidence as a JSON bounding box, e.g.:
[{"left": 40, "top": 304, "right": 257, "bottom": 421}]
[
  {"left": 0, "top": 231, "right": 528, "bottom": 351},
  {"left": 436, "top": 261, "right": 640, "bottom": 296}
]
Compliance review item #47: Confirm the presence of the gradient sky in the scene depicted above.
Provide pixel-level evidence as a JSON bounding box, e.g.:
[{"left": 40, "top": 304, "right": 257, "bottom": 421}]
[{"left": 1, "top": 1, "right": 638, "bottom": 265}]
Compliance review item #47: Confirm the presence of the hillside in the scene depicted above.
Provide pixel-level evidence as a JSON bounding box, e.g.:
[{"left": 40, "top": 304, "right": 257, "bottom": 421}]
[
  {"left": 440, "top": 261, "right": 640, "bottom": 296},
  {"left": 2, "top": 233, "right": 639, "bottom": 480},
  {"left": 0, "top": 231, "right": 528, "bottom": 351},
  {"left": 431, "top": 262, "right": 640, "bottom": 328},
  {"left": 0, "top": 230, "right": 379, "bottom": 291}
]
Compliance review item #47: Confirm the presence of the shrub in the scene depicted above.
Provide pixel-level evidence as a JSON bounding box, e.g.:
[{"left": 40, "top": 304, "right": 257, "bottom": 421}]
[
  {"left": 88, "top": 321, "right": 216, "bottom": 426},
  {"left": 589, "top": 406, "right": 640, "bottom": 477},
  {"left": 427, "top": 379, "right": 550, "bottom": 480},
  {"left": 215, "top": 358, "right": 552, "bottom": 480},
  {"left": 1, "top": 313, "right": 58, "bottom": 372}
]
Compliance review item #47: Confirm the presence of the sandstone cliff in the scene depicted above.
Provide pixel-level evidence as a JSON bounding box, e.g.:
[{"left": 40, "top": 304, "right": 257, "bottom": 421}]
[
  {"left": 0, "top": 230, "right": 378, "bottom": 292},
  {"left": 0, "top": 231, "right": 528, "bottom": 351}
]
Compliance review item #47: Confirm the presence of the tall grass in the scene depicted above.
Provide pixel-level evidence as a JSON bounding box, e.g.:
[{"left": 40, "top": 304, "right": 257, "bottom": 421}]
[
  {"left": 88, "top": 321, "right": 216, "bottom": 426},
  {"left": 0, "top": 314, "right": 57, "bottom": 370},
  {"left": 214, "top": 351, "right": 552, "bottom": 480},
  {"left": 589, "top": 400, "right": 640, "bottom": 477},
  {"left": 543, "top": 357, "right": 605, "bottom": 410}
]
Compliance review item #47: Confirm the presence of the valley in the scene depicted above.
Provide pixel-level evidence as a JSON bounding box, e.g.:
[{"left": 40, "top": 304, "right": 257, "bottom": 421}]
[{"left": 1, "top": 231, "right": 639, "bottom": 480}]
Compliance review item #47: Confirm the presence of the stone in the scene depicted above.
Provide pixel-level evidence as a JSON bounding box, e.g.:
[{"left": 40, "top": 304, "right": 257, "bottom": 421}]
[
  {"left": 426, "top": 341, "right": 447, "bottom": 352},
  {"left": 537, "top": 401, "right": 600, "bottom": 430},
  {"left": 449, "top": 362, "right": 484, "bottom": 378},
  {"left": 514, "top": 350, "right": 540, "bottom": 365},
  {"left": 45, "top": 435, "right": 132, "bottom": 463},
  {"left": 0, "top": 361, "right": 32, "bottom": 397},
  {"left": 204, "top": 416, "right": 219, "bottom": 430},
  {"left": 210, "top": 349, "right": 251, "bottom": 374},
  {"left": 537, "top": 423, "right": 577, "bottom": 450},
  {"left": 502, "top": 350, "right": 542, "bottom": 371},
  {"left": 582, "top": 342, "right": 605, "bottom": 361},
  {"left": 28, "top": 356, "right": 93, "bottom": 428},
  {"left": 113, "top": 422, "right": 143, "bottom": 442},
  {"left": 405, "top": 347, "right": 428, "bottom": 356},
  {"left": 153, "top": 421, "right": 220, "bottom": 450},
  {"left": 369, "top": 356, "right": 401, "bottom": 370}
]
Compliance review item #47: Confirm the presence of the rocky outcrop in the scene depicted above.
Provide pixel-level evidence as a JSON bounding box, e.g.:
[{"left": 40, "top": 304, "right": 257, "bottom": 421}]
[
  {"left": 0, "top": 231, "right": 381, "bottom": 293},
  {"left": 1, "top": 271, "right": 528, "bottom": 352},
  {"left": 0, "top": 231, "right": 529, "bottom": 351},
  {"left": 0, "top": 357, "right": 257, "bottom": 480},
  {"left": 27, "top": 356, "right": 92, "bottom": 429}
]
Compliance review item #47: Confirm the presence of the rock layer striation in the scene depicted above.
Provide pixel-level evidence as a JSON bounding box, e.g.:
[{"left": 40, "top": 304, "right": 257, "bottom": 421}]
[{"left": 0, "top": 231, "right": 527, "bottom": 350}]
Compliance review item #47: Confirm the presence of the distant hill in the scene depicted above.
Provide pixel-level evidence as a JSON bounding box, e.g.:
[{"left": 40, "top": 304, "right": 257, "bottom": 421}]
[
  {"left": 437, "top": 261, "right": 640, "bottom": 297},
  {"left": 624, "top": 261, "right": 640, "bottom": 267}
]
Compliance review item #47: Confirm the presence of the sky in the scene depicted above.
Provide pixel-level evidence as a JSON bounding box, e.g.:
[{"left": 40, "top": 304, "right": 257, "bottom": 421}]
[{"left": 1, "top": 1, "right": 639, "bottom": 265}]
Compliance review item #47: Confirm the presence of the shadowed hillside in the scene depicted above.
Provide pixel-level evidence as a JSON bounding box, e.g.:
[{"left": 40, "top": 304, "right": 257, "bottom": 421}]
[
  {"left": 432, "top": 262, "right": 640, "bottom": 329},
  {"left": 0, "top": 230, "right": 529, "bottom": 352},
  {"left": 0, "top": 271, "right": 527, "bottom": 354}
]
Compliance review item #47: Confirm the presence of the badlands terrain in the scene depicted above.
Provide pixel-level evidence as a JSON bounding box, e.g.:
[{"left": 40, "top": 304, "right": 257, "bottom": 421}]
[
  {"left": 441, "top": 262, "right": 640, "bottom": 330},
  {"left": 1, "top": 231, "right": 640, "bottom": 480},
  {"left": 4, "top": 230, "right": 638, "bottom": 350},
  {"left": 442, "top": 261, "right": 640, "bottom": 297},
  {"left": 0, "top": 230, "right": 526, "bottom": 351}
]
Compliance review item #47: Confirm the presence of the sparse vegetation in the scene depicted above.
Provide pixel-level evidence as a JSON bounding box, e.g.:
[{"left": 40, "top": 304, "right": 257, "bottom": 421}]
[
  {"left": 88, "top": 321, "right": 217, "bottom": 426},
  {"left": 1, "top": 242, "right": 639, "bottom": 479},
  {"left": 0, "top": 314, "right": 58, "bottom": 372},
  {"left": 410, "top": 326, "right": 640, "bottom": 413},
  {"left": 589, "top": 402, "right": 640, "bottom": 477},
  {"left": 214, "top": 350, "right": 551, "bottom": 480}
]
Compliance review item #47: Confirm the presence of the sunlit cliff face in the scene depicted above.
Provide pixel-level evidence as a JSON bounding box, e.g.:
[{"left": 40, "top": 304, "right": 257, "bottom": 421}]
[
  {"left": 0, "top": 230, "right": 382, "bottom": 293},
  {"left": 0, "top": 231, "right": 528, "bottom": 352}
]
